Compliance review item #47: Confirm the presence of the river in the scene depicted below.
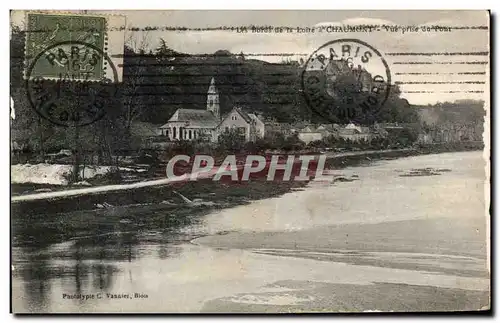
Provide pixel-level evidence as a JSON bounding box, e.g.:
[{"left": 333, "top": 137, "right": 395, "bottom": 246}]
[{"left": 11, "top": 151, "right": 490, "bottom": 313}]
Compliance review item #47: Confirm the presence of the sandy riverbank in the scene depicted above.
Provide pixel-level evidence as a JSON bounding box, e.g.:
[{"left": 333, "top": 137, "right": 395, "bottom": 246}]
[
  {"left": 192, "top": 150, "right": 489, "bottom": 312},
  {"left": 11, "top": 150, "right": 489, "bottom": 313}
]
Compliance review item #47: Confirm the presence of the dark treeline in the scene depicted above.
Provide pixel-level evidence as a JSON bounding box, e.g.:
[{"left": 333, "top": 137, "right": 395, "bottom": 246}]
[
  {"left": 123, "top": 40, "right": 309, "bottom": 124},
  {"left": 416, "top": 99, "right": 485, "bottom": 127},
  {"left": 124, "top": 39, "right": 419, "bottom": 125}
]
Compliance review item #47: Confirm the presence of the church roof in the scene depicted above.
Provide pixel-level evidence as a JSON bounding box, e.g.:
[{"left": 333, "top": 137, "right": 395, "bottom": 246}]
[{"left": 160, "top": 109, "right": 219, "bottom": 128}]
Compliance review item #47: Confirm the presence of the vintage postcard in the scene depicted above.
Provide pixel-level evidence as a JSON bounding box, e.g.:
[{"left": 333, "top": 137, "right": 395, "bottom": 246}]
[{"left": 10, "top": 10, "right": 490, "bottom": 313}]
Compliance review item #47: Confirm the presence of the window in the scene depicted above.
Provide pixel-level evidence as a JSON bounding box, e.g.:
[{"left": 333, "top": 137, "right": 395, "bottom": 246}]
[
  {"left": 209, "top": 99, "right": 213, "bottom": 107},
  {"left": 232, "top": 115, "right": 237, "bottom": 121}
]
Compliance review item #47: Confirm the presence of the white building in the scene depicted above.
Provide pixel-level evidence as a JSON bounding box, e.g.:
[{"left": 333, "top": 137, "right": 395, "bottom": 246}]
[
  {"left": 216, "top": 107, "right": 265, "bottom": 142},
  {"left": 338, "top": 123, "right": 372, "bottom": 142},
  {"left": 158, "top": 77, "right": 221, "bottom": 141}
]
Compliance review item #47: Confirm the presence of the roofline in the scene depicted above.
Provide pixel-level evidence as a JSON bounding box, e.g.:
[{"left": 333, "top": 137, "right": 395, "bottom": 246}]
[
  {"left": 234, "top": 107, "right": 252, "bottom": 123},
  {"left": 216, "top": 107, "right": 252, "bottom": 127}
]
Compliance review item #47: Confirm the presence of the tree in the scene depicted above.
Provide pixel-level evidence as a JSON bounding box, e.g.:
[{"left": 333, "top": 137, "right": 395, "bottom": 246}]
[
  {"left": 156, "top": 38, "right": 179, "bottom": 57},
  {"left": 282, "top": 133, "right": 305, "bottom": 151},
  {"left": 120, "top": 31, "right": 154, "bottom": 148},
  {"left": 217, "top": 129, "right": 245, "bottom": 152}
]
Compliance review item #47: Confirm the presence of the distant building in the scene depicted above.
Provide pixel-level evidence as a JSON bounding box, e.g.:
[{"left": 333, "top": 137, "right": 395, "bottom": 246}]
[
  {"left": 288, "top": 121, "right": 311, "bottom": 135},
  {"left": 338, "top": 123, "right": 372, "bottom": 142},
  {"left": 324, "top": 59, "right": 373, "bottom": 93},
  {"left": 297, "top": 125, "right": 323, "bottom": 144},
  {"left": 158, "top": 77, "right": 221, "bottom": 141},
  {"left": 324, "top": 58, "right": 352, "bottom": 82},
  {"left": 417, "top": 133, "right": 433, "bottom": 145},
  {"left": 372, "top": 123, "right": 390, "bottom": 138},
  {"left": 316, "top": 124, "right": 341, "bottom": 138},
  {"left": 264, "top": 122, "right": 295, "bottom": 138}
]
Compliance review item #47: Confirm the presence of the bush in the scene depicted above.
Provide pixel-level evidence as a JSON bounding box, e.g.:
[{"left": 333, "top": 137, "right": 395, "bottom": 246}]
[
  {"left": 98, "top": 167, "right": 123, "bottom": 183},
  {"left": 217, "top": 129, "right": 245, "bottom": 152}
]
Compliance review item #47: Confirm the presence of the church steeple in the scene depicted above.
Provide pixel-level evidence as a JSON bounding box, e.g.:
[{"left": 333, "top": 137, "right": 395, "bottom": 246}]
[{"left": 206, "top": 77, "right": 220, "bottom": 120}]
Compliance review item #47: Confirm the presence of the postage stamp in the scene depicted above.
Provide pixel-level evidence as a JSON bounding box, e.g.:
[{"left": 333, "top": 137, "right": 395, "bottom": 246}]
[
  {"left": 21, "top": 12, "right": 125, "bottom": 126},
  {"left": 10, "top": 10, "right": 490, "bottom": 315},
  {"left": 25, "top": 12, "right": 108, "bottom": 81}
]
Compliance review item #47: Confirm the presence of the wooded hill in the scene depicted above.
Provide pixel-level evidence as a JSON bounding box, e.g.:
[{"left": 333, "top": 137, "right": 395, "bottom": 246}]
[
  {"left": 122, "top": 39, "right": 420, "bottom": 125},
  {"left": 10, "top": 29, "right": 421, "bottom": 155}
]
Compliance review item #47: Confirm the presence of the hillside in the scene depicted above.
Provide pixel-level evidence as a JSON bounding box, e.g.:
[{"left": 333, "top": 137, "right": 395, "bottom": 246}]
[
  {"left": 10, "top": 30, "right": 422, "bottom": 155},
  {"left": 121, "top": 42, "right": 421, "bottom": 126},
  {"left": 122, "top": 47, "right": 307, "bottom": 124},
  {"left": 415, "top": 100, "right": 486, "bottom": 126}
]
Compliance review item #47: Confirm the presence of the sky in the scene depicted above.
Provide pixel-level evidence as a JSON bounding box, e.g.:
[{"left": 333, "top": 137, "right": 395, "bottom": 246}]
[{"left": 11, "top": 10, "right": 489, "bottom": 105}]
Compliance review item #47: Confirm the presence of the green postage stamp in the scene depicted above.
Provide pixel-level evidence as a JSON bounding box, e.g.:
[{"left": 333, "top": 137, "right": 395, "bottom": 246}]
[{"left": 25, "top": 12, "right": 107, "bottom": 81}]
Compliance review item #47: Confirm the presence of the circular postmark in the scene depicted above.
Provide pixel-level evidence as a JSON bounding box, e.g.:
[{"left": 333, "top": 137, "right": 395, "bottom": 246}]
[
  {"left": 25, "top": 40, "right": 119, "bottom": 127},
  {"left": 301, "top": 39, "right": 391, "bottom": 124}
]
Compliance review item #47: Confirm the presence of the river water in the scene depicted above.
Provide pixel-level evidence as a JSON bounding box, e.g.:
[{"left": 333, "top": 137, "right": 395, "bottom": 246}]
[{"left": 11, "top": 151, "right": 490, "bottom": 313}]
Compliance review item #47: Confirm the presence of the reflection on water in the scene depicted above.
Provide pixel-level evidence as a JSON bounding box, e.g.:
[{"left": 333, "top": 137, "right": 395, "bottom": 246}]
[
  {"left": 11, "top": 151, "right": 489, "bottom": 313},
  {"left": 12, "top": 231, "right": 190, "bottom": 312}
]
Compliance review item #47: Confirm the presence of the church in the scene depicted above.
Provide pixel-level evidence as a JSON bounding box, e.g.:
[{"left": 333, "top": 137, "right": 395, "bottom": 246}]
[
  {"left": 158, "top": 77, "right": 221, "bottom": 141},
  {"left": 158, "top": 77, "right": 266, "bottom": 143}
]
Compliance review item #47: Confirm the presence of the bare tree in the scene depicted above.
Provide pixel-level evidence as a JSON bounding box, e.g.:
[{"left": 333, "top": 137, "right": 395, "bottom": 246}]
[
  {"left": 121, "top": 30, "right": 152, "bottom": 145},
  {"left": 125, "top": 28, "right": 151, "bottom": 52}
]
